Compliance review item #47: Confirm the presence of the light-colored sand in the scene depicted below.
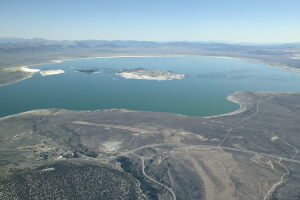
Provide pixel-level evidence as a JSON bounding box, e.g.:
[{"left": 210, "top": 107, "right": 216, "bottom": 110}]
[
  {"left": 118, "top": 72, "right": 184, "bottom": 80},
  {"left": 203, "top": 93, "right": 246, "bottom": 118},
  {"left": 4, "top": 66, "right": 40, "bottom": 73},
  {"left": 271, "top": 136, "right": 279, "bottom": 141},
  {"left": 19, "top": 67, "right": 41, "bottom": 73},
  {"left": 40, "top": 70, "right": 65, "bottom": 76},
  {"left": 51, "top": 60, "right": 63, "bottom": 63},
  {"left": 0, "top": 67, "right": 41, "bottom": 86},
  {"left": 117, "top": 69, "right": 184, "bottom": 81}
]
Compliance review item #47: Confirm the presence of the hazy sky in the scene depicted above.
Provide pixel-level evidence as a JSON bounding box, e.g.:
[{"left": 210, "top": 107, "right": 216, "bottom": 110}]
[{"left": 0, "top": 0, "right": 300, "bottom": 42}]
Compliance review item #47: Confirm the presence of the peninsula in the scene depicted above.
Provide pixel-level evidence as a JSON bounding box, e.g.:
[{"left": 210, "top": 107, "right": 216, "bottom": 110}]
[{"left": 0, "top": 91, "right": 299, "bottom": 199}]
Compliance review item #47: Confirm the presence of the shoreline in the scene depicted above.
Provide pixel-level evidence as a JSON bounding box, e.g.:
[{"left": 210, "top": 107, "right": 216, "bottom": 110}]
[
  {"left": 1, "top": 91, "right": 299, "bottom": 120},
  {"left": 0, "top": 109, "right": 58, "bottom": 121},
  {"left": 116, "top": 69, "right": 185, "bottom": 81},
  {"left": 40, "top": 70, "right": 65, "bottom": 76},
  {"left": 203, "top": 92, "right": 246, "bottom": 119},
  {"left": 42, "top": 55, "right": 300, "bottom": 74},
  {"left": 0, "top": 55, "right": 299, "bottom": 118},
  {"left": 0, "top": 93, "right": 244, "bottom": 120},
  {"left": 0, "top": 66, "right": 40, "bottom": 87},
  {"left": 1, "top": 54, "right": 300, "bottom": 87}
]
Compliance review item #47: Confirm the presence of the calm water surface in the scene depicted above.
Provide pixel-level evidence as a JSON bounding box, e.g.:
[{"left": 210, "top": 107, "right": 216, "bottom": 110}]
[{"left": 1, "top": 57, "right": 300, "bottom": 117}]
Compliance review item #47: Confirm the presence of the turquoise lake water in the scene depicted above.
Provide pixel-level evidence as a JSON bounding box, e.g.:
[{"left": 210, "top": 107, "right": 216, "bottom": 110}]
[{"left": 1, "top": 56, "right": 300, "bottom": 117}]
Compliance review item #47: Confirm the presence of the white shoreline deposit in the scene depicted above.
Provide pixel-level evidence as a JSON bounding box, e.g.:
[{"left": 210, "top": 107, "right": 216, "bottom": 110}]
[
  {"left": 203, "top": 92, "right": 246, "bottom": 119},
  {"left": 0, "top": 67, "right": 41, "bottom": 86},
  {"left": 40, "top": 70, "right": 65, "bottom": 76},
  {"left": 19, "top": 67, "right": 41, "bottom": 73},
  {"left": 116, "top": 68, "right": 184, "bottom": 81}
]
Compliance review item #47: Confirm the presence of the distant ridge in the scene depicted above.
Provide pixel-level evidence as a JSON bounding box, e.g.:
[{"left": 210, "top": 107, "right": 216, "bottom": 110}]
[{"left": 0, "top": 37, "right": 299, "bottom": 46}]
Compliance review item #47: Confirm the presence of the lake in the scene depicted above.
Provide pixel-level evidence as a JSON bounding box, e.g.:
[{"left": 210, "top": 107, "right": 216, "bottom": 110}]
[{"left": 1, "top": 56, "right": 300, "bottom": 117}]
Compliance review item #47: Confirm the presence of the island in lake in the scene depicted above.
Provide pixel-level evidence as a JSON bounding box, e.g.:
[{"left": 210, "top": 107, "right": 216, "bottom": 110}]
[
  {"left": 116, "top": 68, "right": 184, "bottom": 80},
  {"left": 40, "top": 70, "right": 65, "bottom": 76},
  {"left": 0, "top": 39, "right": 300, "bottom": 199},
  {"left": 75, "top": 69, "right": 101, "bottom": 74}
]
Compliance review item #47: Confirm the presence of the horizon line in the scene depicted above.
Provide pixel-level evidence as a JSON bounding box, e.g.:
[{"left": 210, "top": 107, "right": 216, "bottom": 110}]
[{"left": 0, "top": 36, "right": 299, "bottom": 45}]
